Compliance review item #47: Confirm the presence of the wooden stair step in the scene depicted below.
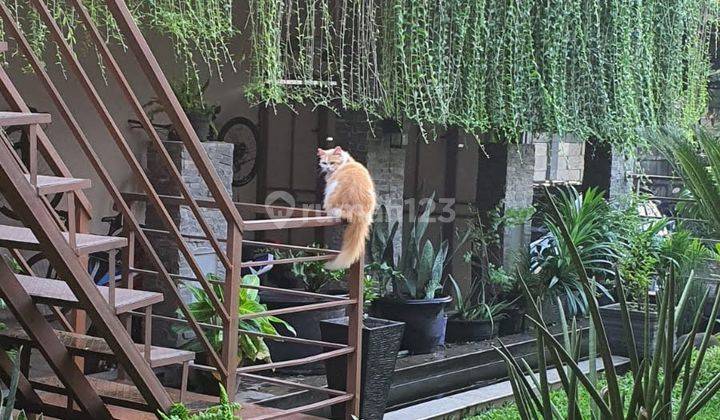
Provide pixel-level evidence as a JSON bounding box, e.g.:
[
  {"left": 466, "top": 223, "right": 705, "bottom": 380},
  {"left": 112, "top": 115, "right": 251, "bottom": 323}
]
[
  {"left": 32, "top": 375, "right": 160, "bottom": 411},
  {"left": 24, "top": 174, "right": 91, "bottom": 195},
  {"left": 16, "top": 275, "right": 163, "bottom": 314},
  {"left": 0, "top": 111, "right": 51, "bottom": 127},
  {"left": 0, "top": 224, "right": 127, "bottom": 254},
  {"left": 0, "top": 328, "right": 193, "bottom": 368}
]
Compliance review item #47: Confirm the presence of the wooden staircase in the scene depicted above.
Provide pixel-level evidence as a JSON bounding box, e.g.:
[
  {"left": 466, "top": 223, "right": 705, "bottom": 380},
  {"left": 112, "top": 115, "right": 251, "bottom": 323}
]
[
  {"left": 0, "top": 1, "right": 363, "bottom": 418},
  {"left": 0, "top": 110, "right": 192, "bottom": 418}
]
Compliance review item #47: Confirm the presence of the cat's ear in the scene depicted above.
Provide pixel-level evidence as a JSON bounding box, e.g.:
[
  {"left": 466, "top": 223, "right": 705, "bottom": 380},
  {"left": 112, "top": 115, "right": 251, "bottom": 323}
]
[
  {"left": 333, "top": 146, "right": 343, "bottom": 155},
  {"left": 317, "top": 148, "right": 325, "bottom": 157}
]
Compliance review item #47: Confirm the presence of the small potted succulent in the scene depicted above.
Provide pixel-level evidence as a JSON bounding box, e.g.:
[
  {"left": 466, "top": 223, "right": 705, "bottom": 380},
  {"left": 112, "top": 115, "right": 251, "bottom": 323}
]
[{"left": 370, "top": 198, "right": 467, "bottom": 354}]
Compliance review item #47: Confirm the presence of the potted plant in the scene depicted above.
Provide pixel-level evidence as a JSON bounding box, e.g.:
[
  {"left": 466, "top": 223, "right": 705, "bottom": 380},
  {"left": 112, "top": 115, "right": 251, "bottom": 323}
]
[
  {"left": 530, "top": 187, "right": 615, "bottom": 320},
  {"left": 447, "top": 203, "right": 533, "bottom": 340},
  {"left": 370, "top": 198, "right": 466, "bottom": 354},
  {"left": 319, "top": 276, "right": 405, "bottom": 420},
  {"left": 260, "top": 247, "right": 347, "bottom": 372},
  {"left": 601, "top": 211, "right": 710, "bottom": 358},
  {"left": 446, "top": 264, "right": 515, "bottom": 342},
  {"left": 176, "top": 273, "right": 293, "bottom": 395},
  {"left": 146, "top": 77, "right": 220, "bottom": 142}
]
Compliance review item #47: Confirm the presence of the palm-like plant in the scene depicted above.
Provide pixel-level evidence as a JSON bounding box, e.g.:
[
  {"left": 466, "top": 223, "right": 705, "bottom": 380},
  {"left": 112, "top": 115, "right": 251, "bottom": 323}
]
[
  {"left": 532, "top": 186, "right": 615, "bottom": 315},
  {"left": 498, "top": 189, "right": 720, "bottom": 419},
  {"left": 659, "top": 126, "right": 720, "bottom": 235}
]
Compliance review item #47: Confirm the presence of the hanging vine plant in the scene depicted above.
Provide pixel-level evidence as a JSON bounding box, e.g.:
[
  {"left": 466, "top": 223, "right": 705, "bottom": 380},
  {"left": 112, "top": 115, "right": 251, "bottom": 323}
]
[
  {"left": 1, "top": 0, "right": 236, "bottom": 84},
  {"left": 247, "top": 0, "right": 717, "bottom": 151}
]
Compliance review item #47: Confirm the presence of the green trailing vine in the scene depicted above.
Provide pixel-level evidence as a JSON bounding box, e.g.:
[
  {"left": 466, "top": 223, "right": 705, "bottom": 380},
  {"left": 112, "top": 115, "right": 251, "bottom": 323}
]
[
  {"left": 2, "top": 0, "right": 236, "bottom": 85},
  {"left": 247, "top": 0, "right": 718, "bottom": 150}
]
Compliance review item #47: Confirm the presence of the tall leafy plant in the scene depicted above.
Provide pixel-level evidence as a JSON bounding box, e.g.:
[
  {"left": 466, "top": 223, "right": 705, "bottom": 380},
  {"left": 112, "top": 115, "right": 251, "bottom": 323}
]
[
  {"left": 178, "top": 274, "right": 294, "bottom": 363},
  {"left": 531, "top": 187, "right": 615, "bottom": 315},
  {"left": 659, "top": 126, "right": 720, "bottom": 238},
  {"left": 499, "top": 190, "right": 720, "bottom": 420}
]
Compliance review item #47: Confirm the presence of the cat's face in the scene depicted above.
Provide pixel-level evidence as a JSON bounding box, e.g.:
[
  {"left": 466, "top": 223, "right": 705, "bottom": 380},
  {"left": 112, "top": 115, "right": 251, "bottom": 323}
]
[{"left": 318, "top": 146, "right": 348, "bottom": 173}]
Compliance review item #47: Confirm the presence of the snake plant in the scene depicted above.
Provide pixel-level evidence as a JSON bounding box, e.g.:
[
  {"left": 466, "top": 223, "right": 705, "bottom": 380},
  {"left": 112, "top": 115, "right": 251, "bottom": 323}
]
[
  {"left": 369, "top": 197, "right": 468, "bottom": 300},
  {"left": 497, "top": 187, "right": 720, "bottom": 419}
]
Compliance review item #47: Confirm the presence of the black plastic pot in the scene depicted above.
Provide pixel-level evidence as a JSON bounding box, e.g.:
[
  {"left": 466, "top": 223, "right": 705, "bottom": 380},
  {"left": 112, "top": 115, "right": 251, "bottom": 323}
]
[
  {"left": 446, "top": 317, "right": 499, "bottom": 343},
  {"left": 261, "top": 291, "right": 347, "bottom": 374},
  {"left": 320, "top": 317, "right": 405, "bottom": 420},
  {"left": 373, "top": 295, "right": 451, "bottom": 354}
]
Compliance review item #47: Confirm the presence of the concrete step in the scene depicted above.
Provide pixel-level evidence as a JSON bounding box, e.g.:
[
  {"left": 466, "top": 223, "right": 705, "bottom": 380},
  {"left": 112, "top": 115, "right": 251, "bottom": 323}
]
[{"left": 383, "top": 355, "right": 630, "bottom": 420}]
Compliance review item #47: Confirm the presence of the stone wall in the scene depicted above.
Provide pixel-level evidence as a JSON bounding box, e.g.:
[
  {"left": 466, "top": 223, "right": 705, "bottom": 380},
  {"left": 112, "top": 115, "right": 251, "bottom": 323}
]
[
  {"left": 145, "top": 140, "right": 233, "bottom": 346},
  {"left": 534, "top": 135, "right": 585, "bottom": 184},
  {"left": 503, "top": 144, "right": 536, "bottom": 268}
]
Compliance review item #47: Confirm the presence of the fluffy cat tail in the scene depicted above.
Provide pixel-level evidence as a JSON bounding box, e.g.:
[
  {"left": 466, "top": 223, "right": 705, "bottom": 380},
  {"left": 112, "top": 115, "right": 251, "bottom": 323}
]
[{"left": 325, "top": 218, "right": 371, "bottom": 271}]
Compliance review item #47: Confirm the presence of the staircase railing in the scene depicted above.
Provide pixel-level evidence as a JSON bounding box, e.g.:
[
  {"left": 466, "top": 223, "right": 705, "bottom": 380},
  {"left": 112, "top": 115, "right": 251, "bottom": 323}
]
[{"left": 0, "top": 0, "right": 364, "bottom": 417}]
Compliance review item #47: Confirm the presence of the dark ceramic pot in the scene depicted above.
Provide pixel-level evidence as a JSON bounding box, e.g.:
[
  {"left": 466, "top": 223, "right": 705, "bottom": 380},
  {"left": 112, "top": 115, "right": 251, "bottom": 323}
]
[
  {"left": 446, "top": 317, "right": 499, "bottom": 343},
  {"left": 373, "top": 295, "right": 451, "bottom": 354},
  {"left": 320, "top": 317, "right": 405, "bottom": 420}
]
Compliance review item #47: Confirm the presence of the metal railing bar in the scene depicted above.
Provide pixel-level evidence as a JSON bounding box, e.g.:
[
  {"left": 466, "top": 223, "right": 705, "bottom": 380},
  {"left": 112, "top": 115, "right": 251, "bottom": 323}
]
[
  {"left": 127, "top": 267, "right": 350, "bottom": 301},
  {"left": 29, "top": 0, "right": 230, "bottom": 325},
  {"left": 643, "top": 196, "right": 695, "bottom": 203},
  {"left": 239, "top": 373, "right": 347, "bottom": 396},
  {"left": 242, "top": 240, "right": 341, "bottom": 255},
  {"left": 247, "top": 394, "right": 354, "bottom": 420},
  {"left": 0, "top": 4, "right": 226, "bottom": 376},
  {"left": 243, "top": 217, "right": 343, "bottom": 231},
  {"left": 141, "top": 228, "right": 342, "bottom": 259},
  {"left": 237, "top": 300, "right": 357, "bottom": 321},
  {"left": 236, "top": 347, "right": 354, "bottom": 374},
  {"left": 127, "top": 311, "right": 346, "bottom": 349},
  {"left": 241, "top": 254, "right": 336, "bottom": 268},
  {"left": 628, "top": 173, "right": 683, "bottom": 180},
  {"left": 122, "top": 191, "right": 328, "bottom": 217},
  {"left": 72, "top": 0, "right": 232, "bottom": 273},
  {"left": 236, "top": 330, "right": 348, "bottom": 349}
]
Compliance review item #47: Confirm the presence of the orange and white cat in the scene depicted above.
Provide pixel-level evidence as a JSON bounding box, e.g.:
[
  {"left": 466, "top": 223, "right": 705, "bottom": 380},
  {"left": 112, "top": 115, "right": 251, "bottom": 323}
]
[{"left": 318, "top": 146, "right": 376, "bottom": 270}]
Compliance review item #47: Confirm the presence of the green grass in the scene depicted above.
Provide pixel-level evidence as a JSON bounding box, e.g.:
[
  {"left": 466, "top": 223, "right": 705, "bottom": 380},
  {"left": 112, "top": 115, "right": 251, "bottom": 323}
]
[{"left": 469, "top": 346, "right": 720, "bottom": 420}]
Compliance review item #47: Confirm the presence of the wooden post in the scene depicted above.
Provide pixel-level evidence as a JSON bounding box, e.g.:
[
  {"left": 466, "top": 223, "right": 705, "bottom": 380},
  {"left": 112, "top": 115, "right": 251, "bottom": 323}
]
[
  {"left": 222, "top": 224, "right": 242, "bottom": 395},
  {"left": 345, "top": 256, "right": 364, "bottom": 419},
  {"left": 27, "top": 124, "right": 37, "bottom": 188},
  {"left": 70, "top": 206, "right": 90, "bottom": 370}
]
